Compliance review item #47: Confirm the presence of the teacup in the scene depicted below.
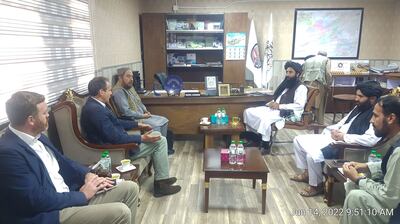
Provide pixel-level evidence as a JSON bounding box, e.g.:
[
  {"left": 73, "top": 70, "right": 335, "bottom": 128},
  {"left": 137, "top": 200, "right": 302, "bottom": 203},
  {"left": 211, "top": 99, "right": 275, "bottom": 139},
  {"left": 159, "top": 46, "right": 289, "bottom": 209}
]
[
  {"left": 231, "top": 116, "right": 241, "bottom": 127},
  {"left": 111, "top": 173, "right": 121, "bottom": 180},
  {"left": 200, "top": 117, "right": 209, "bottom": 123},
  {"left": 120, "top": 159, "right": 131, "bottom": 170},
  {"left": 149, "top": 131, "right": 161, "bottom": 137}
]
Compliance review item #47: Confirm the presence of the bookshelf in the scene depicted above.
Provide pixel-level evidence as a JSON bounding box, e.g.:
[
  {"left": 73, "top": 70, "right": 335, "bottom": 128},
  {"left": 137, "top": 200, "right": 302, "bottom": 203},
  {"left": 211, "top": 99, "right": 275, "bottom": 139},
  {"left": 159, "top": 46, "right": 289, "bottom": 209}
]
[
  {"left": 141, "top": 13, "right": 248, "bottom": 89},
  {"left": 165, "top": 14, "right": 224, "bottom": 83}
]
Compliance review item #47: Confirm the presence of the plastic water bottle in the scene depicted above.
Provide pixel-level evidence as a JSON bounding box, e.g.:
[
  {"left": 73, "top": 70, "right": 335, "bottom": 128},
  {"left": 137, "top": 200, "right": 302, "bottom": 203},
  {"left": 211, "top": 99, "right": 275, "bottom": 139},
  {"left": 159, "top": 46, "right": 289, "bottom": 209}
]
[
  {"left": 368, "top": 150, "right": 377, "bottom": 163},
  {"left": 236, "top": 140, "right": 245, "bottom": 165},
  {"left": 375, "top": 153, "right": 382, "bottom": 163},
  {"left": 221, "top": 108, "right": 227, "bottom": 125},
  {"left": 229, "top": 141, "right": 237, "bottom": 165},
  {"left": 216, "top": 108, "right": 222, "bottom": 125},
  {"left": 99, "top": 150, "right": 111, "bottom": 177}
]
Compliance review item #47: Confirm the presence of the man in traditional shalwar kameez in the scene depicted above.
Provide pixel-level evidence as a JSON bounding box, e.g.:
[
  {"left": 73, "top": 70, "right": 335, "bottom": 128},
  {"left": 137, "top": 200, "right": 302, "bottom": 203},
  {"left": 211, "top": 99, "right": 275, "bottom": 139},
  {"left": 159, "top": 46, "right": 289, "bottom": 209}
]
[
  {"left": 112, "top": 68, "right": 174, "bottom": 155},
  {"left": 340, "top": 95, "right": 400, "bottom": 224},
  {"left": 243, "top": 61, "right": 308, "bottom": 155},
  {"left": 291, "top": 81, "right": 383, "bottom": 196}
]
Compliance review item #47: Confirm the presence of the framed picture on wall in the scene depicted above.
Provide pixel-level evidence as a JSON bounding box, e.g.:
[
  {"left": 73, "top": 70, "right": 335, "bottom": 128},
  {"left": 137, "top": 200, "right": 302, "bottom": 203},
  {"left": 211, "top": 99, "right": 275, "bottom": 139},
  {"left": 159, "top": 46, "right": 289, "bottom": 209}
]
[
  {"left": 292, "top": 8, "right": 364, "bottom": 59},
  {"left": 218, "top": 84, "right": 230, "bottom": 96}
]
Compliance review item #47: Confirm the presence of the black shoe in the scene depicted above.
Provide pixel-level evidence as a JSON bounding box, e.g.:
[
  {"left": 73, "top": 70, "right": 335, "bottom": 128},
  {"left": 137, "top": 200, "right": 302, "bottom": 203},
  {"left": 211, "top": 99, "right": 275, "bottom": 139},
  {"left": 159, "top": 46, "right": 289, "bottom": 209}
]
[
  {"left": 242, "top": 139, "right": 259, "bottom": 147},
  {"left": 260, "top": 141, "right": 271, "bottom": 155},
  {"left": 158, "top": 177, "right": 177, "bottom": 185},
  {"left": 261, "top": 147, "right": 271, "bottom": 155},
  {"left": 168, "top": 148, "right": 175, "bottom": 155},
  {"left": 240, "top": 131, "right": 262, "bottom": 143},
  {"left": 154, "top": 180, "right": 181, "bottom": 197}
]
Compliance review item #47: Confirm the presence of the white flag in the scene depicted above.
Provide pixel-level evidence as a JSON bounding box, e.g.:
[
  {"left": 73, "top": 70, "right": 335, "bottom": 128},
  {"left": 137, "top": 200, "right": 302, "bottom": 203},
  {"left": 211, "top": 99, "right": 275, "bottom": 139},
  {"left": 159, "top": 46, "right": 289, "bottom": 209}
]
[
  {"left": 262, "top": 13, "right": 274, "bottom": 88},
  {"left": 246, "top": 19, "right": 262, "bottom": 88}
]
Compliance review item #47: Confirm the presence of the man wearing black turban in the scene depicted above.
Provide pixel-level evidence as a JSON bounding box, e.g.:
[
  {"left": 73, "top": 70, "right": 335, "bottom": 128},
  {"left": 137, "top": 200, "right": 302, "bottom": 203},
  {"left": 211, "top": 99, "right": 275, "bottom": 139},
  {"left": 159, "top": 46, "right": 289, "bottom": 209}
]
[
  {"left": 243, "top": 61, "right": 308, "bottom": 155},
  {"left": 291, "top": 80, "right": 383, "bottom": 197}
]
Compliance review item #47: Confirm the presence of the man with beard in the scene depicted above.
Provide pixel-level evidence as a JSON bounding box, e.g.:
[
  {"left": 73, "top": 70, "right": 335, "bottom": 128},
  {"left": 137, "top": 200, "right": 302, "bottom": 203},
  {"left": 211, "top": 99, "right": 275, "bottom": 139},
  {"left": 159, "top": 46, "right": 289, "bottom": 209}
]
[
  {"left": 340, "top": 95, "right": 400, "bottom": 224},
  {"left": 112, "top": 68, "right": 174, "bottom": 155},
  {"left": 0, "top": 91, "right": 139, "bottom": 224},
  {"left": 243, "top": 61, "right": 308, "bottom": 155},
  {"left": 290, "top": 80, "right": 382, "bottom": 197}
]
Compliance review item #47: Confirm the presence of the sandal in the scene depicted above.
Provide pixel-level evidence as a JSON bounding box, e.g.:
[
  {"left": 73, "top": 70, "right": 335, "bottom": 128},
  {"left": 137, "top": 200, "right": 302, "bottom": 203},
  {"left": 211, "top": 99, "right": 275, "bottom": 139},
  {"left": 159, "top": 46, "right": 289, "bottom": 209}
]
[
  {"left": 299, "top": 185, "right": 323, "bottom": 197},
  {"left": 290, "top": 173, "right": 309, "bottom": 183}
]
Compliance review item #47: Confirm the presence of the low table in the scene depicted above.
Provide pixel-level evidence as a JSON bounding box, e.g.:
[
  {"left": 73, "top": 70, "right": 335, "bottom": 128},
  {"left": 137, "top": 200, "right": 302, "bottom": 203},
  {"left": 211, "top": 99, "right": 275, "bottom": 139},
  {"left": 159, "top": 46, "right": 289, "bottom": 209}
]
[
  {"left": 324, "top": 160, "right": 346, "bottom": 206},
  {"left": 203, "top": 147, "right": 269, "bottom": 214},
  {"left": 200, "top": 123, "right": 245, "bottom": 149}
]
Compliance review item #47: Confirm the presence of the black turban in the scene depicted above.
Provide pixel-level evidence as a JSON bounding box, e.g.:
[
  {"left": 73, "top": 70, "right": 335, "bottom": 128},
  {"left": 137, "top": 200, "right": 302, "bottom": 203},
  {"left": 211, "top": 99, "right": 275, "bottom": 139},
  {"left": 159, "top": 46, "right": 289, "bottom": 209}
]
[
  {"left": 284, "top": 61, "right": 302, "bottom": 75},
  {"left": 356, "top": 80, "right": 383, "bottom": 98}
]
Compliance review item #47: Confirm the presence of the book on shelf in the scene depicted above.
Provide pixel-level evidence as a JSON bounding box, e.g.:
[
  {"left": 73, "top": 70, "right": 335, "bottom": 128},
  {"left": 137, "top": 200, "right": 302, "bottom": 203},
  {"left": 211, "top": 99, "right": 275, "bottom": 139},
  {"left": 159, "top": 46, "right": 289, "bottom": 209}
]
[
  {"left": 184, "top": 92, "right": 201, "bottom": 97},
  {"left": 206, "top": 61, "right": 222, "bottom": 66},
  {"left": 186, "top": 53, "right": 196, "bottom": 64}
]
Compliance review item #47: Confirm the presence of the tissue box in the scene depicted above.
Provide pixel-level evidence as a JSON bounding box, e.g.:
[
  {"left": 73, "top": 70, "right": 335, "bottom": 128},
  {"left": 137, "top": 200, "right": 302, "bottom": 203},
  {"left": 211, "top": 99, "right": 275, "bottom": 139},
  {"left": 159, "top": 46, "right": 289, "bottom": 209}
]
[{"left": 220, "top": 148, "right": 229, "bottom": 162}]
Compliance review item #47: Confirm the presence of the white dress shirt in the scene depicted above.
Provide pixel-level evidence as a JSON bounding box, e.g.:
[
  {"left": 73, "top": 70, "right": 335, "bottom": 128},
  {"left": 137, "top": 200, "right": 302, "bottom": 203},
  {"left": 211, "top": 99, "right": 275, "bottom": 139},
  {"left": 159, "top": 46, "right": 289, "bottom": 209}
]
[
  {"left": 9, "top": 125, "right": 70, "bottom": 193},
  {"left": 91, "top": 96, "right": 105, "bottom": 107}
]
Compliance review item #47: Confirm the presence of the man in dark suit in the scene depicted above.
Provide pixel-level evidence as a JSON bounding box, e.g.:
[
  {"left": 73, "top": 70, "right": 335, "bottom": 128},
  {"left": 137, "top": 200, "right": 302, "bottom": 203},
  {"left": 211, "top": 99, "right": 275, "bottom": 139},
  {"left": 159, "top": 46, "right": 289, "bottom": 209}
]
[
  {"left": 0, "top": 91, "right": 138, "bottom": 224},
  {"left": 80, "top": 77, "right": 181, "bottom": 197}
]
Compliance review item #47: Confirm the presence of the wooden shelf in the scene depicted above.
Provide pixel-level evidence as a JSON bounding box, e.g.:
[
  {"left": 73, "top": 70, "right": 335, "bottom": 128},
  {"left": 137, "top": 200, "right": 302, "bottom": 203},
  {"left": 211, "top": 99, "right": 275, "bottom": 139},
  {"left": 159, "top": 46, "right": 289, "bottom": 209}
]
[
  {"left": 168, "top": 65, "right": 222, "bottom": 68},
  {"left": 166, "top": 29, "right": 224, "bottom": 33},
  {"left": 167, "top": 47, "right": 223, "bottom": 51}
]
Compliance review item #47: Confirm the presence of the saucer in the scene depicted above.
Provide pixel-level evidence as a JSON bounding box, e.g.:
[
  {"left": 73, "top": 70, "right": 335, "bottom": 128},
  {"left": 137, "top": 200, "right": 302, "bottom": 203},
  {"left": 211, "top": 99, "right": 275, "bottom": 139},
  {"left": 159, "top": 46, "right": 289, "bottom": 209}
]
[
  {"left": 116, "top": 164, "right": 136, "bottom": 173},
  {"left": 200, "top": 121, "right": 211, "bottom": 126}
]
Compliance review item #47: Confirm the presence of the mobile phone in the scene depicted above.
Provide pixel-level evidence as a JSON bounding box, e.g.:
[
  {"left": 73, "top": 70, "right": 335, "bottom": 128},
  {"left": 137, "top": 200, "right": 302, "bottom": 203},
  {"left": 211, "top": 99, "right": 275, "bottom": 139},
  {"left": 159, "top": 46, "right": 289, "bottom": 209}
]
[
  {"left": 95, "top": 179, "right": 117, "bottom": 195},
  {"left": 334, "top": 159, "right": 349, "bottom": 164},
  {"left": 95, "top": 185, "right": 117, "bottom": 195}
]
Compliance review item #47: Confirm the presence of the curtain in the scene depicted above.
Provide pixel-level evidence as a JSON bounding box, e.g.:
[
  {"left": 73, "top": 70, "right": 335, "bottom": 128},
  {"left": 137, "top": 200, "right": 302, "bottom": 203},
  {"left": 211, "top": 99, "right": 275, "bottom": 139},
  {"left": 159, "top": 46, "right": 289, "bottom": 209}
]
[{"left": 0, "top": 0, "right": 95, "bottom": 124}]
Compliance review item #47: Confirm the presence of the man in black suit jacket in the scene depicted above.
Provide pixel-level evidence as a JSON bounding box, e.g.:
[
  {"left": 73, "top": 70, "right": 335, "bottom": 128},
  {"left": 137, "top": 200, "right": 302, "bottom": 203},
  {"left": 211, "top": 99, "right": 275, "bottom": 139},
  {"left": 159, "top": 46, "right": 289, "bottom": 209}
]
[
  {"left": 80, "top": 77, "right": 181, "bottom": 197},
  {"left": 0, "top": 91, "right": 138, "bottom": 224}
]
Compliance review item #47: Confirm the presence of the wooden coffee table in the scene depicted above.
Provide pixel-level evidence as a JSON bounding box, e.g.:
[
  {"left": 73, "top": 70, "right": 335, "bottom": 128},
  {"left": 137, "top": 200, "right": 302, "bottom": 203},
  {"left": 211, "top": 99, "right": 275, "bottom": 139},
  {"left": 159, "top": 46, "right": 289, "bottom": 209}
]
[
  {"left": 200, "top": 123, "right": 245, "bottom": 149},
  {"left": 203, "top": 147, "right": 269, "bottom": 214}
]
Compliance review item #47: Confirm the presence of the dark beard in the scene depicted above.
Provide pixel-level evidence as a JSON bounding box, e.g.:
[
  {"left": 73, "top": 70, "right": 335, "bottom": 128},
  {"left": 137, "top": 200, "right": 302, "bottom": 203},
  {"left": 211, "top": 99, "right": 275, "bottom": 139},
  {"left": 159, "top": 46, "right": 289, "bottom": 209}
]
[
  {"left": 122, "top": 82, "right": 133, "bottom": 90},
  {"left": 374, "top": 120, "right": 389, "bottom": 138},
  {"left": 273, "top": 76, "right": 299, "bottom": 100},
  {"left": 357, "top": 100, "right": 372, "bottom": 112},
  {"left": 286, "top": 77, "right": 298, "bottom": 89}
]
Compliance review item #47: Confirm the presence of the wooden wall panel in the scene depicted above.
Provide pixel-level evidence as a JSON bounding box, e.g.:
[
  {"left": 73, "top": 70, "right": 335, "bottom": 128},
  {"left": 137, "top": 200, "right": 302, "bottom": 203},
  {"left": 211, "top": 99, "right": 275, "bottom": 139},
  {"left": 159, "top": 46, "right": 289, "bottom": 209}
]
[
  {"left": 141, "top": 13, "right": 166, "bottom": 89},
  {"left": 223, "top": 13, "right": 249, "bottom": 85}
]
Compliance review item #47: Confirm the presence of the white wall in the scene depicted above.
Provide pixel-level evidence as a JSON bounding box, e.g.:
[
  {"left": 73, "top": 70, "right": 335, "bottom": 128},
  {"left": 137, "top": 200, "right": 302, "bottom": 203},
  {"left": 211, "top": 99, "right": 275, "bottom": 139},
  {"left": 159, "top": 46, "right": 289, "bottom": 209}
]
[
  {"left": 390, "top": 0, "right": 400, "bottom": 59},
  {"left": 90, "top": 0, "right": 142, "bottom": 70}
]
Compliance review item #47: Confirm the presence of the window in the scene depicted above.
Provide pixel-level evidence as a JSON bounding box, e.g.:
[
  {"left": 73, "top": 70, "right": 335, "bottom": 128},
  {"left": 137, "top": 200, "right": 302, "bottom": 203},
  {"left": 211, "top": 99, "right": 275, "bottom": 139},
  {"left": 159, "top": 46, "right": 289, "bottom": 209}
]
[{"left": 0, "top": 0, "right": 95, "bottom": 124}]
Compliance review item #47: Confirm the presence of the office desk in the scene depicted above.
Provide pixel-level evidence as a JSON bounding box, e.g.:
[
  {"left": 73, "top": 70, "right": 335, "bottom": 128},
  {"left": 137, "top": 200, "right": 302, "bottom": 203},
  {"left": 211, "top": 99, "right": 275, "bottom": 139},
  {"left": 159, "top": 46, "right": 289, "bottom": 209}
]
[{"left": 141, "top": 94, "right": 271, "bottom": 134}]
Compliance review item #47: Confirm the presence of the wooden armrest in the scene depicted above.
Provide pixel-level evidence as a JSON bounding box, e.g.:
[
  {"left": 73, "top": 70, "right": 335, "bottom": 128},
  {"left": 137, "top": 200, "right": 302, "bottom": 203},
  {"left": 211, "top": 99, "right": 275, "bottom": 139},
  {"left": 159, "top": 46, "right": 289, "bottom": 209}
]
[
  {"left": 329, "top": 142, "right": 371, "bottom": 150},
  {"left": 85, "top": 142, "right": 139, "bottom": 151}
]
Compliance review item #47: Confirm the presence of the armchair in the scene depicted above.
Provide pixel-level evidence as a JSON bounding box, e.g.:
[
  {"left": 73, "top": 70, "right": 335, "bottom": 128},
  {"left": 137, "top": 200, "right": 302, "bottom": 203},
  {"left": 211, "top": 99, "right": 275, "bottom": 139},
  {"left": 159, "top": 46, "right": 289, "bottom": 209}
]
[
  {"left": 271, "top": 86, "right": 326, "bottom": 146},
  {"left": 323, "top": 142, "right": 375, "bottom": 206},
  {"left": 51, "top": 89, "right": 152, "bottom": 178},
  {"left": 51, "top": 89, "right": 138, "bottom": 166}
]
